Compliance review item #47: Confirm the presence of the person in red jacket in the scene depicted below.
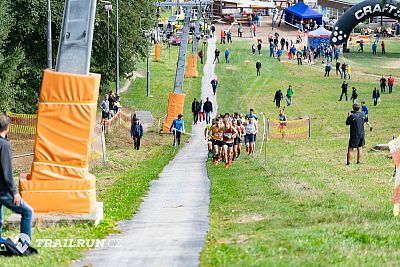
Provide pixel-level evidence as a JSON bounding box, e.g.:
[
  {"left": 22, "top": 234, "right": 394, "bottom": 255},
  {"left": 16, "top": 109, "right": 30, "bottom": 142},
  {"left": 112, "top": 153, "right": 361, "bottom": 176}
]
[
  {"left": 388, "top": 75, "right": 395, "bottom": 94},
  {"left": 381, "top": 41, "right": 386, "bottom": 54}
]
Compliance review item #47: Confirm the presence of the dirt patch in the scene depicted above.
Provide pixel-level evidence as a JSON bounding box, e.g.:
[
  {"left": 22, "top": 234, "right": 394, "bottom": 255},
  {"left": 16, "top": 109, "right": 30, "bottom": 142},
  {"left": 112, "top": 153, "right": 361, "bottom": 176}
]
[
  {"left": 235, "top": 213, "right": 271, "bottom": 224},
  {"left": 225, "top": 65, "right": 239, "bottom": 71},
  {"left": 10, "top": 139, "right": 35, "bottom": 175},
  {"left": 217, "top": 234, "right": 249, "bottom": 244}
]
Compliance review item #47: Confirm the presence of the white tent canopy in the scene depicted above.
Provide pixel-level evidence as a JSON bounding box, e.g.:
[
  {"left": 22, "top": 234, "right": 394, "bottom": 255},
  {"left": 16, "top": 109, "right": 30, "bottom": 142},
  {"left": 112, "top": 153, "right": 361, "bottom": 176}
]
[{"left": 308, "top": 25, "right": 332, "bottom": 37}]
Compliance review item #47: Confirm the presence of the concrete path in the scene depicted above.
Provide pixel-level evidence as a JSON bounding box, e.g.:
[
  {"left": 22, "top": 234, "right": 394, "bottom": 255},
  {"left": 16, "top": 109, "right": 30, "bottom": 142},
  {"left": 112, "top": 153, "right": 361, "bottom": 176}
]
[
  {"left": 120, "top": 71, "right": 144, "bottom": 94},
  {"left": 72, "top": 38, "right": 218, "bottom": 267}
]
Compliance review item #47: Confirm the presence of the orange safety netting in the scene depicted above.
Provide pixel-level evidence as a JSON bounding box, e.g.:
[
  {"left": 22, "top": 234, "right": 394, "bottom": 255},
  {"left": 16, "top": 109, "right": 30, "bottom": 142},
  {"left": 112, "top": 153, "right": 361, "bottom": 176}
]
[
  {"left": 185, "top": 54, "right": 198, "bottom": 78},
  {"left": 162, "top": 92, "right": 186, "bottom": 133},
  {"left": 7, "top": 113, "right": 37, "bottom": 140},
  {"left": 268, "top": 117, "right": 310, "bottom": 139},
  {"left": 20, "top": 69, "right": 100, "bottom": 214},
  {"left": 155, "top": 43, "right": 161, "bottom": 62}
]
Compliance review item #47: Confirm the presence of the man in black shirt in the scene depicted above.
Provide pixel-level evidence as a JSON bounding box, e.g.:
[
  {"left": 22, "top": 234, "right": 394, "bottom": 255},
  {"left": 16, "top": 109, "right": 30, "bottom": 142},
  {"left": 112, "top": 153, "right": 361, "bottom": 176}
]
[
  {"left": 191, "top": 98, "right": 200, "bottom": 124},
  {"left": 203, "top": 97, "right": 213, "bottom": 124},
  {"left": 0, "top": 114, "right": 33, "bottom": 240},
  {"left": 339, "top": 81, "right": 348, "bottom": 101},
  {"left": 256, "top": 60, "right": 262, "bottom": 76},
  {"left": 346, "top": 104, "right": 366, "bottom": 165}
]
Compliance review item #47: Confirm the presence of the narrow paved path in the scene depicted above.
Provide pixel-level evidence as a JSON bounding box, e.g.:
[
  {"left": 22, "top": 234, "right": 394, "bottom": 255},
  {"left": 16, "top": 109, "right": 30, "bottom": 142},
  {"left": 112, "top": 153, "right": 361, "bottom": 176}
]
[{"left": 73, "top": 38, "right": 217, "bottom": 267}]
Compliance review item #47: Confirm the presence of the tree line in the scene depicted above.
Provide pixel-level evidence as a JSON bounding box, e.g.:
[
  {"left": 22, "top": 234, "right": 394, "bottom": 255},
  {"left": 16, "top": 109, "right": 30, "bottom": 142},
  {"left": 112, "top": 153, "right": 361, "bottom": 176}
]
[{"left": 0, "top": 0, "right": 155, "bottom": 113}]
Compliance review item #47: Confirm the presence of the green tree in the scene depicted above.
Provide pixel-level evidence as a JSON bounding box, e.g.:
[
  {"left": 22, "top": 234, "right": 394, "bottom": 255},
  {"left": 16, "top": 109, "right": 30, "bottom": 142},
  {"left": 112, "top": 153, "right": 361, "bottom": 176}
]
[
  {"left": 6, "top": 0, "right": 156, "bottom": 113},
  {"left": 0, "top": 0, "right": 24, "bottom": 112}
]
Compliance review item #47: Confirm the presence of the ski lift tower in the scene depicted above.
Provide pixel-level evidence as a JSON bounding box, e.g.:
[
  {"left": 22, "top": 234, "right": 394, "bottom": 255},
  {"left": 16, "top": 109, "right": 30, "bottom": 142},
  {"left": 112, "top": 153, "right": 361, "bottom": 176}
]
[
  {"left": 19, "top": 0, "right": 103, "bottom": 222},
  {"left": 155, "top": 1, "right": 213, "bottom": 132}
]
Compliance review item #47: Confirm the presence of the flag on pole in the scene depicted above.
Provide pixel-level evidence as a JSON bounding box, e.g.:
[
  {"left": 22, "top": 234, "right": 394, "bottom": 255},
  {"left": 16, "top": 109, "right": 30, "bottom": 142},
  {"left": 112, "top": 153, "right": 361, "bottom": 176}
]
[{"left": 388, "top": 136, "right": 400, "bottom": 216}]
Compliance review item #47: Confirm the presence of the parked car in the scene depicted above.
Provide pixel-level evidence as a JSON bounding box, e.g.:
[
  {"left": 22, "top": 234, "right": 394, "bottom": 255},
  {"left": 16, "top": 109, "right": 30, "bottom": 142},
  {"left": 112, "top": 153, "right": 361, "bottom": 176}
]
[{"left": 170, "top": 32, "right": 191, "bottom": 46}]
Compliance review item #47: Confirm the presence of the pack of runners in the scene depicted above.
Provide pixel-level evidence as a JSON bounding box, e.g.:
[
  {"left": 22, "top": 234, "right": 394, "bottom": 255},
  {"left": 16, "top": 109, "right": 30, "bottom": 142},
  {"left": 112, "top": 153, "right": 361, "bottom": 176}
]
[{"left": 204, "top": 110, "right": 259, "bottom": 168}]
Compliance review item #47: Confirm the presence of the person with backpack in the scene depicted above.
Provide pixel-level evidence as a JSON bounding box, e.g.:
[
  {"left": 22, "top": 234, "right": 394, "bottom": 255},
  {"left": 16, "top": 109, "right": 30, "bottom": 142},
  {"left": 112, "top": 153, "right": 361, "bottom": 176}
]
[
  {"left": 0, "top": 114, "right": 34, "bottom": 241},
  {"left": 130, "top": 117, "right": 144, "bottom": 150},
  {"left": 346, "top": 104, "right": 367, "bottom": 165}
]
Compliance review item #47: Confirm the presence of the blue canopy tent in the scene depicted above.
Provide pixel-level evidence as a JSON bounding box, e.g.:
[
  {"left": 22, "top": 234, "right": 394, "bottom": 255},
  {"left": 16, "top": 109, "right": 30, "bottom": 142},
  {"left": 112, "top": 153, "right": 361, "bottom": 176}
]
[
  {"left": 307, "top": 26, "right": 332, "bottom": 49},
  {"left": 284, "top": 2, "right": 323, "bottom": 29}
]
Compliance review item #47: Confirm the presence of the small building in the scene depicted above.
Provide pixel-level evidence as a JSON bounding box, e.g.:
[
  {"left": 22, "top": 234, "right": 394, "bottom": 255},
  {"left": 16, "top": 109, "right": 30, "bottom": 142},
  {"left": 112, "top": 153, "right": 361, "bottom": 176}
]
[{"left": 213, "top": 0, "right": 275, "bottom": 17}]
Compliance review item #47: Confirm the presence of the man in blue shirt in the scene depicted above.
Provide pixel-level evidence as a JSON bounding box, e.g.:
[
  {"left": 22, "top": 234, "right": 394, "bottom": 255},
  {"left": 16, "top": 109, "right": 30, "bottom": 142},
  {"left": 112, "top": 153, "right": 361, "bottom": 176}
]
[
  {"left": 372, "top": 42, "right": 377, "bottom": 55},
  {"left": 361, "top": 101, "right": 373, "bottom": 131},
  {"left": 225, "top": 48, "right": 230, "bottom": 63},
  {"left": 170, "top": 114, "right": 185, "bottom": 146}
]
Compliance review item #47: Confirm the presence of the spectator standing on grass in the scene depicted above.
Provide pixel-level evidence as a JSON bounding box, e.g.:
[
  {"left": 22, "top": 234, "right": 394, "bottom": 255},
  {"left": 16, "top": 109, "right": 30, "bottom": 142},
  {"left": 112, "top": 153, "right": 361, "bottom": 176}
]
[
  {"left": 203, "top": 97, "right": 213, "bottom": 124},
  {"left": 198, "top": 50, "right": 203, "bottom": 64},
  {"left": 372, "top": 42, "right": 377, "bottom": 55},
  {"left": 0, "top": 114, "right": 33, "bottom": 240},
  {"left": 280, "top": 37, "right": 286, "bottom": 50},
  {"left": 347, "top": 64, "right": 352, "bottom": 79},
  {"left": 100, "top": 94, "right": 110, "bottom": 120},
  {"left": 274, "top": 89, "right": 284, "bottom": 108},
  {"left": 335, "top": 61, "right": 341, "bottom": 76},
  {"left": 257, "top": 41, "right": 262, "bottom": 55},
  {"left": 339, "top": 81, "right": 348, "bottom": 101},
  {"left": 227, "top": 30, "right": 232, "bottom": 43},
  {"left": 324, "top": 60, "right": 332, "bottom": 77},
  {"left": 381, "top": 41, "right": 386, "bottom": 54},
  {"left": 238, "top": 23, "right": 243, "bottom": 37},
  {"left": 192, "top": 98, "right": 200, "bottom": 125},
  {"left": 213, "top": 48, "right": 220, "bottom": 64},
  {"left": 211, "top": 78, "right": 218, "bottom": 95},
  {"left": 130, "top": 117, "right": 144, "bottom": 150},
  {"left": 346, "top": 104, "right": 366, "bottom": 165},
  {"left": 380, "top": 76, "right": 387, "bottom": 92},
  {"left": 220, "top": 30, "right": 226, "bottom": 44},
  {"left": 277, "top": 48, "right": 283, "bottom": 62},
  {"left": 388, "top": 75, "right": 395, "bottom": 93},
  {"left": 225, "top": 48, "right": 230, "bottom": 63},
  {"left": 286, "top": 85, "right": 294, "bottom": 106},
  {"left": 269, "top": 42, "right": 275, "bottom": 57},
  {"left": 358, "top": 40, "right": 364, "bottom": 53},
  {"left": 372, "top": 87, "right": 380, "bottom": 106},
  {"left": 296, "top": 50, "right": 302, "bottom": 65},
  {"left": 361, "top": 101, "right": 373, "bottom": 131},
  {"left": 256, "top": 60, "right": 262, "bottom": 76},
  {"left": 252, "top": 44, "right": 256, "bottom": 55},
  {"left": 108, "top": 91, "right": 116, "bottom": 116},
  {"left": 341, "top": 62, "right": 347, "bottom": 79},
  {"left": 350, "top": 87, "right": 358, "bottom": 104},
  {"left": 170, "top": 114, "right": 185, "bottom": 147}
]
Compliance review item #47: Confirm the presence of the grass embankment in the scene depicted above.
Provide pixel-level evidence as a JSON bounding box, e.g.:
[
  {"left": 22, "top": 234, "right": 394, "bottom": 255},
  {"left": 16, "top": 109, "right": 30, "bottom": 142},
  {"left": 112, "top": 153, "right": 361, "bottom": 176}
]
[
  {"left": 201, "top": 39, "right": 400, "bottom": 266},
  {"left": 2, "top": 43, "right": 203, "bottom": 266}
]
